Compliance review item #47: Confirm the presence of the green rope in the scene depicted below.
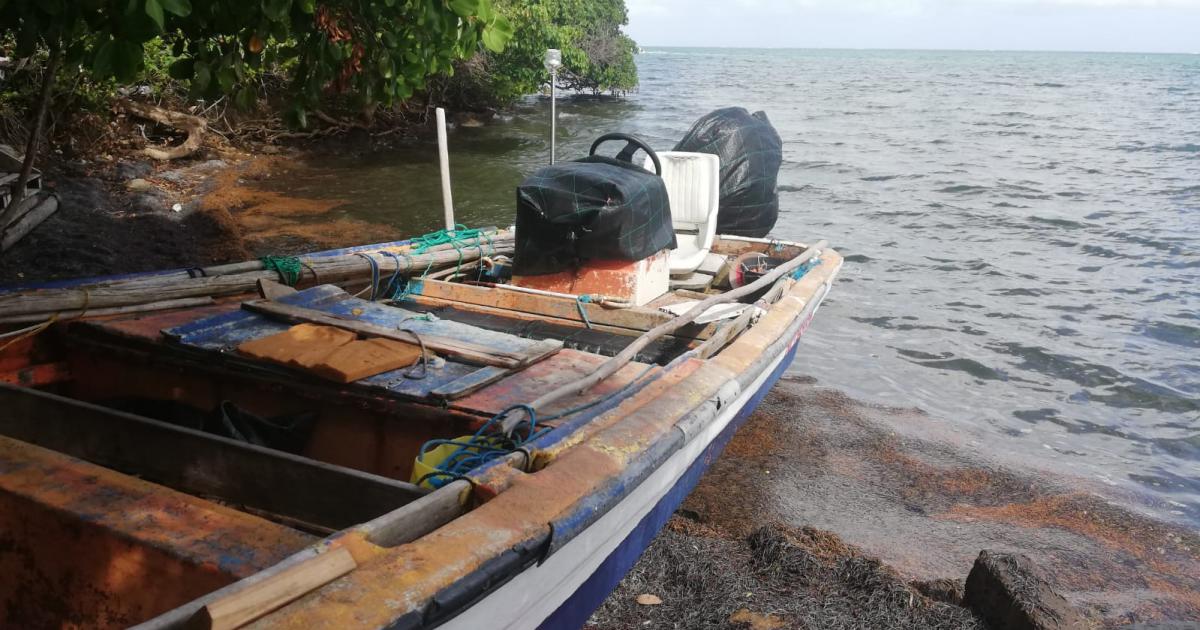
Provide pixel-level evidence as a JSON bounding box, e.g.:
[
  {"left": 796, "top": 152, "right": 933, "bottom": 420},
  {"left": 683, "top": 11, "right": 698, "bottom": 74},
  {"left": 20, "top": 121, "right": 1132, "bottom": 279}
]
[
  {"left": 410, "top": 225, "right": 495, "bottom": 256},
  {"left": 260, "top": 255, "right": 303, "bottom": 286}
]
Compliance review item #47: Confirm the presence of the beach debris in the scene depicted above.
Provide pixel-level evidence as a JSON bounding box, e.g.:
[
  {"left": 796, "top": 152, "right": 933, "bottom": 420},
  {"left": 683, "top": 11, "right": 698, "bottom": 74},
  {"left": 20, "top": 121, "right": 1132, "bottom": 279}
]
[
  {"left": 963, "top": 550, "right": 1085, "bottom": 630},
  {"left": 635, "top": 594, "right": 662, "bottom": 606},
  {"left": 728, "top": 608, "right": 786, "bottom": 630},
  {"left": 118, "top": 98, "right": 207, "bottom": 161},
  {"left": 911, "top": 577, "right": 965, "bottom": 606}
]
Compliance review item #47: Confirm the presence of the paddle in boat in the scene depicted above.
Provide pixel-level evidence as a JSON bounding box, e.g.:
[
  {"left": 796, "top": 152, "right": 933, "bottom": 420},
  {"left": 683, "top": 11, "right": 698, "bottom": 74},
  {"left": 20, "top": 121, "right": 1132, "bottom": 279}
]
[{"left": 0, "top": 114, "right": 841, "bottom": 629}]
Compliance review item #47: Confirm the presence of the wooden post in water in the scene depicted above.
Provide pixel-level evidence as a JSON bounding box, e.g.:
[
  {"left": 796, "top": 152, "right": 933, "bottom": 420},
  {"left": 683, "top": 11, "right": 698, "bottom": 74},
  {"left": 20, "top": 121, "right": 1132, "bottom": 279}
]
[{"left": 435, "top": 108, "right": 455, "bottom": 232}]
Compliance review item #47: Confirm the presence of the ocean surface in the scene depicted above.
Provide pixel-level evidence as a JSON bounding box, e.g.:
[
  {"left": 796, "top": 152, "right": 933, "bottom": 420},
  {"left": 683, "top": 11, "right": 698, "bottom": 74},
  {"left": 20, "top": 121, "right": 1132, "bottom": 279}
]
[{"left": 261, "top": 48, "right": 1200, "bottom": 525}]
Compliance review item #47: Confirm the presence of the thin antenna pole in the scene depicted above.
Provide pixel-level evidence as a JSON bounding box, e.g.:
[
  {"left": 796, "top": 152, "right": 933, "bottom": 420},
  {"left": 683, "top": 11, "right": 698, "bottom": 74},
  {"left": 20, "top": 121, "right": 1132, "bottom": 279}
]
[{"left": 435, "top": 107, "right": 454, "bottom": 232}]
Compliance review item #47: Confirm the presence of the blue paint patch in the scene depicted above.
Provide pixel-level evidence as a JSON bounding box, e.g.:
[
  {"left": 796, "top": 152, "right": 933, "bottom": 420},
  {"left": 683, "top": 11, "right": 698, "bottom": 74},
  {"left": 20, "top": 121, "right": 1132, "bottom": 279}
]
[{"left": 162, "top": 284, "right": 548, "bottom": 402}]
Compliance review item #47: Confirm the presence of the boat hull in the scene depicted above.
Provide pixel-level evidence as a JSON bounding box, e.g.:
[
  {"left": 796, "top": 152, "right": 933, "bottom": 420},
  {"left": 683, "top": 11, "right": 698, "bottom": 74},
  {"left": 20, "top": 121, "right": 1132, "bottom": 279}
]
[{"left": 444, "top": 282, "right": 827, "bottom": 630}]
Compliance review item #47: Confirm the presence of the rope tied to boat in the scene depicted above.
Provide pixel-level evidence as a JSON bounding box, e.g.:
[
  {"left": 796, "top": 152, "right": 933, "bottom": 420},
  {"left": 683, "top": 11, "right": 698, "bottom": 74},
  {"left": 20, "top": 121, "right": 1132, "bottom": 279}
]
[
  {"left": 353, "top": 253, "right": 382, "bottom": 300},
  {"left": 575, "top": 294, "right": 594, "bottom": 329},
  {"left": 415, "top": 404, "right": 551, "bottom": 489},
  {"left": 260, "top": 255, "right": 303, "bottom": 287}
]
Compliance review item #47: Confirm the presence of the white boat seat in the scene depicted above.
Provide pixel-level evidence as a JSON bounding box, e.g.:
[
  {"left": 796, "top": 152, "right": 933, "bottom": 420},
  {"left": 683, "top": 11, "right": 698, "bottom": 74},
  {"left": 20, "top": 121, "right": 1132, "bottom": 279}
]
[{"left": 644, "top": 151, "right": 720, "bottom": 276}]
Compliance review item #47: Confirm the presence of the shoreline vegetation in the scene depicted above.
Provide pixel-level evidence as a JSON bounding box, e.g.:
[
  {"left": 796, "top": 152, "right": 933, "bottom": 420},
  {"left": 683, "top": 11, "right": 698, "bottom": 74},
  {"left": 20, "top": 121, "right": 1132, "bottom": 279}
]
[{"left": 0, "top": 0, "right": 638, "bottom": 267}]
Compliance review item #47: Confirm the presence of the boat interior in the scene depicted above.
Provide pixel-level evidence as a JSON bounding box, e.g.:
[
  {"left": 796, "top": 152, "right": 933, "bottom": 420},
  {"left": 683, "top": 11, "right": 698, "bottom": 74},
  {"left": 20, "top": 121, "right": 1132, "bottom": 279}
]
[{"left": 0, "top": 234, "right": 818, "bottom": 628}]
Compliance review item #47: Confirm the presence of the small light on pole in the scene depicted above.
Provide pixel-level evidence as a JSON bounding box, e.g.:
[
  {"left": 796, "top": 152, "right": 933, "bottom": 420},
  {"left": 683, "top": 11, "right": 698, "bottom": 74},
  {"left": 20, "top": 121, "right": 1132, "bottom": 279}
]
[{"left": 544, "top": 49, "right": 562, "bottom": 164}]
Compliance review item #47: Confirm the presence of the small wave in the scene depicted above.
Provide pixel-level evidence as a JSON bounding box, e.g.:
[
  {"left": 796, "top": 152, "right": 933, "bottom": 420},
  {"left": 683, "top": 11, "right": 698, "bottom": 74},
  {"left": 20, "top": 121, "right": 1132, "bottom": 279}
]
[
  {"left": 1034, "top": 82, "right": 1067, "bottom": 88},
  {"left": 894, "top": 348, "right": 1008, "bottom": 381},
  {"left": 1028, "top": 215, "right": 1086, "bottom": 229},
  {"left": 936, "top": 184, "right": 989, "bottom": 194},
  {"left": 861, "top": 175, "right": 900, "bottom": 182},
  {"left": 777, "top": 184, "right": 811, "bottom": 193},
  {"left": 1138, "top": 321, "right": 1200, "bottom": 349}
]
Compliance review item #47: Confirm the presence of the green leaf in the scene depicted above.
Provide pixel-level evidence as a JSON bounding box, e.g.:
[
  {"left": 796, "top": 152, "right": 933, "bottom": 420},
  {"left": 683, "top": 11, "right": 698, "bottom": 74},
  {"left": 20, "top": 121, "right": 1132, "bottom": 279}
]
[
  {"left": 262, "top": 0, "right": 292, "bottom": 21},
  {"left": 160, "top": 0, "right": 191, "bottom": 17},
  {"left": 447, "top": 0, "right": 479, "bottom": 18},
  {"left": 216, "top": 64, "right": 236, "bottom": 92},
  {"left": 481, "top": 15, "right": 513, "bottom": 53},
  {"left": 235, "top": 87, "right": 257, "bottom": 110},
  {"left": 145, "top": 0, "right": 164, "bottom": 30},
  {"left": 113, "top": 40, "right": 144, "bottom": 82},
  {"left": 40, "top": 0, "right": 65, "bottom": 16},
  {"left": 92, "top": 40, "right": 116, "bottom": 78},
  {"left": 192, "top": 61, "right": 211, "bottom": 92},
  {"left": 297, "top": 0, "right": 315, "bottom": 12},
  {"left": 168, "top": 58, "right": 194, "bottom": 80}
]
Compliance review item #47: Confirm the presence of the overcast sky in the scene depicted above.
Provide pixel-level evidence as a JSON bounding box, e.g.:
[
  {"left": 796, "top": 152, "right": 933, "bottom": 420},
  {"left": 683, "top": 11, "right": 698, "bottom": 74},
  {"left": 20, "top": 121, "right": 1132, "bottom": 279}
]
[{"left": 625, "top": 0, "right": 1200, "bottom": 53}]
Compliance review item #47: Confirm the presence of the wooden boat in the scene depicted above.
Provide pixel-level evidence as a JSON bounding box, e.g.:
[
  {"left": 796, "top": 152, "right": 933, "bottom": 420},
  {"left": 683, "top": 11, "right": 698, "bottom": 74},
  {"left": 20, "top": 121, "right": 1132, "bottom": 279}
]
[
  {"left": 0, "top": 131, "right": 840, "bottom": 628},
  {"left": 0, "top": 228, "right": 840, "bottom": 629}
]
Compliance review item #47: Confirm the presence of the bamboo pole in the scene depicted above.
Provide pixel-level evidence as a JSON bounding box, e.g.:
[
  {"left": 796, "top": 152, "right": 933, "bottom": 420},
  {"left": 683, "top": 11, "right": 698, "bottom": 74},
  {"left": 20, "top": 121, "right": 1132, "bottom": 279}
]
[{"left": 0, "top": 234, "right": 514, "bottom": 320}]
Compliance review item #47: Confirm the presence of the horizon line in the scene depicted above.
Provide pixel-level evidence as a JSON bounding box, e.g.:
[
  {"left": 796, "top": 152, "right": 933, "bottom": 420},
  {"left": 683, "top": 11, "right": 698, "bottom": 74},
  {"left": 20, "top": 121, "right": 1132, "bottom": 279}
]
[{"left": 636, "top": 44, "right": 1199, "bottom": 56}]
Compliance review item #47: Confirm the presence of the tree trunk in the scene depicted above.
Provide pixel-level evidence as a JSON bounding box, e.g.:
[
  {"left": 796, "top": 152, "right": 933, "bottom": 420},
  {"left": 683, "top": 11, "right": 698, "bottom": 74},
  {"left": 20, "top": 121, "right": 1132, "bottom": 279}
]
[{"left": 3, "top": 44, "right": 61, "bottom": 229}]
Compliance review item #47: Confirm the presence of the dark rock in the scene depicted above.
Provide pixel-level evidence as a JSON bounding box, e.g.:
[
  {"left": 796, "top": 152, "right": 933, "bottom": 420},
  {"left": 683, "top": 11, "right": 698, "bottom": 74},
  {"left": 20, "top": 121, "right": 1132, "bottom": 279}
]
[
  {"left": 53, "top": 177, "right": 107, "bottom": 213},
  {"left": 963, "top": 550, "right": 1085, "bottom": 630},
  {"left": 130, "top": 190, "right": 171, "bottom": 214},
  {"left": 115, "top": 160, "right": 152, "bottom": 180},
  {"left": 912, "top": 577, "right": 965, "bottom": 606}
]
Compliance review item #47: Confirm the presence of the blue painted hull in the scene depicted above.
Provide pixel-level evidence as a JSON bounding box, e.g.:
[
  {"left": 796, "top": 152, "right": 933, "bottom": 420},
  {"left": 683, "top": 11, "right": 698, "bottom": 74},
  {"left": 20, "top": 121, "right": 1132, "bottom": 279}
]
[{"left": 536, "top": 338, "right": 800, "bottom": 629}]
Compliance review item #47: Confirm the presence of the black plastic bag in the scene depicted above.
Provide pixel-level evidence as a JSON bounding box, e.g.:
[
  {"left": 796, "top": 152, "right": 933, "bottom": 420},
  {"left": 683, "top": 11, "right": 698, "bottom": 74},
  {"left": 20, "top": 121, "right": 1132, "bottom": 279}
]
[
  {"left": 514, "top": 156, "right": 676, "bottom": 276},
  {"left": 674, "top": 107, "right": 782, "bottom": 237}
]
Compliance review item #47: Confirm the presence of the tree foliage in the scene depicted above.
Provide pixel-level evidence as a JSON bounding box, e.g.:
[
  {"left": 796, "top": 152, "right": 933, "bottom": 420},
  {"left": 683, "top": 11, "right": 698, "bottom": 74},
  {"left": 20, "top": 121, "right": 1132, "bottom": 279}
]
[
  {"left": 447, "top": 0, "right": 638, "bottom": 107},
  {"left": 0, "top": 0, "right": 514, "bottom": 126}
]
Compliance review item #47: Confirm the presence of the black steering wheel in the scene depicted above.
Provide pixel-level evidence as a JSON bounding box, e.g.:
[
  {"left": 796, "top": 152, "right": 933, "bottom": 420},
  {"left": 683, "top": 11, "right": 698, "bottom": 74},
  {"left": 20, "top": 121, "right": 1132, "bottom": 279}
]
[{"left": 589, "top": 133, "right": 662, "bottom": 176}]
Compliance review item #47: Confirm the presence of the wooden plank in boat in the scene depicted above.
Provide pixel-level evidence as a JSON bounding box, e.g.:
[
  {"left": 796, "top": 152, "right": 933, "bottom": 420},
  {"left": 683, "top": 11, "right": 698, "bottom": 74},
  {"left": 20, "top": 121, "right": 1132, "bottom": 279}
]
[
  {"left": 187, "top": 547, "right": 356, "bottom": 630},
  {"left": 243, "top": 300, "right": 560, "bottom": 370},
  {"left": 0, "top": 383, "right": 427, "bottom": 531},
  {"left": 0, "top": 434, "right": 314, "bottom": 581},
  {"left": 400, "top": 298, "right": 699, "bottom": 364},
  {"left": 408, "top": 279, "right": 717, "bottom": 339},
  {"left": 450, "top": 349, "right": 656, "bottom": 419}
]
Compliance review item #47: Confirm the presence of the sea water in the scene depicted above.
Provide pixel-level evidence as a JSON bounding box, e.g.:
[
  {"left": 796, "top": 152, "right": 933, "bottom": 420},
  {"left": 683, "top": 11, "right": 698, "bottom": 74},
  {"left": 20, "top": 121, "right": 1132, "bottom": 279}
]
[{"left": 260, "top": 48, "right": 1200, "bottom": 526}]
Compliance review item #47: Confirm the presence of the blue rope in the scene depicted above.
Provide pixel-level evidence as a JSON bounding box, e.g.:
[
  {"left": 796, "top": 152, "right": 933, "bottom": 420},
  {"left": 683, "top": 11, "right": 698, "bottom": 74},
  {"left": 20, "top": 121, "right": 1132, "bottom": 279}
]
[
  {"left": 378, "top": 251, "right": 406, "bottom": 298},
  {"left": 575, "top": 294, "right": 594, "bottom": 329},
  {"left": 416, "top": 403, "right": 551, "bottom": 489},
  {"left": 413, "top": 364, "right": 658, "bottom": 489},
  {"left": 354, "top": 253, "right": 381, "bottom": 301}
]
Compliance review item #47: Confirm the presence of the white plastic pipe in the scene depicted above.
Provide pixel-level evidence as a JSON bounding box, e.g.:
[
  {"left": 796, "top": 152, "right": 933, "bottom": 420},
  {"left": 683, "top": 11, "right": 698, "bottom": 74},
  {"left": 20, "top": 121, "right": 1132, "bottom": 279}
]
[
  {"left": 435, "top": 107, "right": 454, "bottom": 232},
  {"left": 550, "top": 68, "right": 557, "bottom": 164}
]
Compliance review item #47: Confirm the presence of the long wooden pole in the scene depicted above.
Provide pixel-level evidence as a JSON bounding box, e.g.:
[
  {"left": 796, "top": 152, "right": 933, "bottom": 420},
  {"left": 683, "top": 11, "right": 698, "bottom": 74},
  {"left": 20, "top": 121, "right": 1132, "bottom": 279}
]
[
  {"left": 0, "top": 235, "right": 514, "bottom": 320},
  {"left": 499, "top": 240, "right": 827, "bottom": 434}
]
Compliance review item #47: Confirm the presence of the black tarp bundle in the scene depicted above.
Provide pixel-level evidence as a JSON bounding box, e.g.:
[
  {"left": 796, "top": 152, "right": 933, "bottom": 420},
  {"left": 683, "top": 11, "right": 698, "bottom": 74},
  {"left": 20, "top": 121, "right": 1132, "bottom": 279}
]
[
  {"left": 513, "top": 155, "right": 676, "bottom": 276},
  {"left": 674, "top": 107, "right": 783, "bottom": 237}
]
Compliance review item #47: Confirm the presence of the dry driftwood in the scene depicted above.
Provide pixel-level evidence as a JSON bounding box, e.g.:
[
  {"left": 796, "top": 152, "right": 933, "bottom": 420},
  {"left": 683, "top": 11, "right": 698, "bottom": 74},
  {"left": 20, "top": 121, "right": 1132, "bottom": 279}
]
[
  {"left": 119, "top": 98, "right": 207, "bottom": 161},
  {"left": 0, "top": 193, "right": 57, "bottom": 252},
  {"left": 0, "top": 233, "right": 515, "bottom": 321}
]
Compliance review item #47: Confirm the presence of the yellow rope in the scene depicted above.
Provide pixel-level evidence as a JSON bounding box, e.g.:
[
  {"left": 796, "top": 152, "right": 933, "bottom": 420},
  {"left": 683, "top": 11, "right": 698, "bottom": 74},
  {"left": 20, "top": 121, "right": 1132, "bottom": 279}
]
[{"left": 0, "top": 288, "right": 90, "bottom": 353}]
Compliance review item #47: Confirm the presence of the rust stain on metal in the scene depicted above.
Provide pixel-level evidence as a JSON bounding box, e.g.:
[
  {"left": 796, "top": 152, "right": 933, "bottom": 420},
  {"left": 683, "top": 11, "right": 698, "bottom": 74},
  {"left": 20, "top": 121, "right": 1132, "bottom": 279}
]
[{"left": 0, "top": 436, "right": 312, "bottom": 629}]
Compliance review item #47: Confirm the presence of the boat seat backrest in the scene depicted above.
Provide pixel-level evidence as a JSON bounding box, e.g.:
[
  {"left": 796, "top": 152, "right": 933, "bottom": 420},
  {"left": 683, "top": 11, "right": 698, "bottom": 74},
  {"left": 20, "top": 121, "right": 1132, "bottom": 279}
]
[{"left": 643, "top": 151, "right": 720, "bottom": 276}]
